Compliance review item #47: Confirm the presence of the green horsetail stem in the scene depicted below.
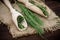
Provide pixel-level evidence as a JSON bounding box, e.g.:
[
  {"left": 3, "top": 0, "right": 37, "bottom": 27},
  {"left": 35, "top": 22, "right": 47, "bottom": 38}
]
[
  {"left": 17, "top": 16, "right": 25, "bottom": 29},
  {"left": 17, "top": 2, "right": 44, "bottom": 34}
]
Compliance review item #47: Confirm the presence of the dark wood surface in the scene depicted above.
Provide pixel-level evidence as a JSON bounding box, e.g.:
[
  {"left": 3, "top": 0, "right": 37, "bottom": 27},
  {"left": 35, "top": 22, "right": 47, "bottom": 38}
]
[{"left": 0, "top": 0, "right": 60, "bottom": 40}]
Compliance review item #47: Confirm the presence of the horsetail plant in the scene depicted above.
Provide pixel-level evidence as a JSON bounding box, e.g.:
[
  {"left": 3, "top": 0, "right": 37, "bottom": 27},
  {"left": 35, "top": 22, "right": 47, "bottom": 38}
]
[{"left": 17, "top": 2, "right": 44, "bottom": 35}]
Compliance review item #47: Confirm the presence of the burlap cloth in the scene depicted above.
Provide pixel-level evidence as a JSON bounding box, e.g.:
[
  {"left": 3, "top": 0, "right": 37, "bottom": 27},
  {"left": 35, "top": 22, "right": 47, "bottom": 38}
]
[{"left": 0, "top": 0, "right": 60, "bottom": 38}]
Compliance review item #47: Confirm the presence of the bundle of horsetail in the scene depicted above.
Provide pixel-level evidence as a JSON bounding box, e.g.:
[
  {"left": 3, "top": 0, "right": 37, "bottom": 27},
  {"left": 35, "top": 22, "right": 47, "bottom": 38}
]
[
  {"left": 29, "top": 0, "right": 49, "bottom": 17},
  {"left": 17, "top": 2, "right": 44, "bottom": 35}
]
